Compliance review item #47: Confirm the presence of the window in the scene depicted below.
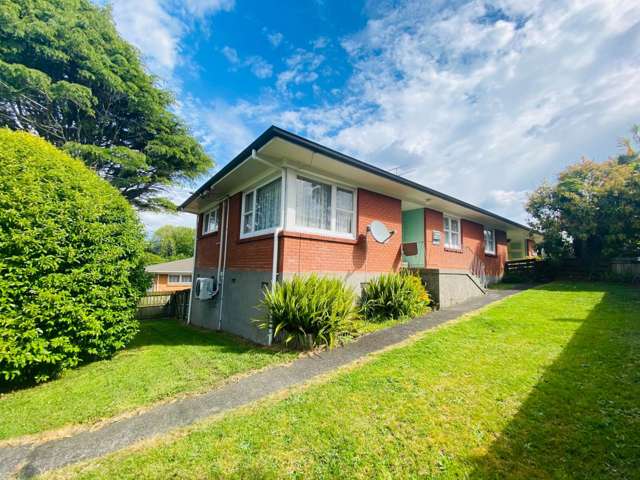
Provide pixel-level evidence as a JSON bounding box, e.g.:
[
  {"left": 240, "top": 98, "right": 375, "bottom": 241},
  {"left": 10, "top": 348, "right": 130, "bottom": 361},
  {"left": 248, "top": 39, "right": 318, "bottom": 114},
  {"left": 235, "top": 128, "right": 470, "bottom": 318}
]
[
  {"left": 336, "top": 187, "right": 355, "bottom": 234},
  {"left": 484, "top": 228, "right": 496, "bottom": 254},
  {"left": 202, "top": 206, "right": 219, "bottom": 235},
  {"left": 296, "top": 176, "right": 332, "bottom": 230},
  {"left": 242, "top": 178, "right": 281, "bottom": 236},
  {"left": 294, "top": 175, "right": 355, "bottom": 236},
  {"left": 443, "top": 215, "right": 461, "bottom": 249},
  {"left": 168, "top": 274, "right": 192, "bottom": 284}
]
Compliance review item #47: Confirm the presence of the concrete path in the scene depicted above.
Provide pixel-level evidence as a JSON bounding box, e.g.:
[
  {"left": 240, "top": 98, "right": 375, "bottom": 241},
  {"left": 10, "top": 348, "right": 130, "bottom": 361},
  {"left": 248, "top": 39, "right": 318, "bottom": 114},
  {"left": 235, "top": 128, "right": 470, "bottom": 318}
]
[{"left": 1, "top": 289, "right": 520, "bottom": 479}]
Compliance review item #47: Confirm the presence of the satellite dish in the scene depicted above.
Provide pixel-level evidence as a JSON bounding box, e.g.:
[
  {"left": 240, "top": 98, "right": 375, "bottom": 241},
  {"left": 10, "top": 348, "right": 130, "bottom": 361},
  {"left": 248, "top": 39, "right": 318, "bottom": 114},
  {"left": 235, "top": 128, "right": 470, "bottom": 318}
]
[{"left": 368, "top": 220, "right": 394, "bottom": 244}]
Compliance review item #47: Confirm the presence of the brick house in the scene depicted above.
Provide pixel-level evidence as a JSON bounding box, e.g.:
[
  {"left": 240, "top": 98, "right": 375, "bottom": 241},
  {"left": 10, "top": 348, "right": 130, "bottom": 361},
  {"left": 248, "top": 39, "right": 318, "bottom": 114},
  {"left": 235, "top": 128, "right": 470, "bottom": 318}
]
[
  {"left": 145, "top": 257, "right": 194, "bottom": 293},
  {"left": 180, "top": 126, "right": 536, "bottom": 344}
]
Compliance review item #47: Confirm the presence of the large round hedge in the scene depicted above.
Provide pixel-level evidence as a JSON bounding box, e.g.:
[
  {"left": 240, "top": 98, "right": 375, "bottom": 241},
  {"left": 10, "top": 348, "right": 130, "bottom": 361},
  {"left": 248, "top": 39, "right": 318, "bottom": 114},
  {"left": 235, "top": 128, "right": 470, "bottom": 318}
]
[{"left": 0, "top": 130, "right": 148, "bottom": 384}]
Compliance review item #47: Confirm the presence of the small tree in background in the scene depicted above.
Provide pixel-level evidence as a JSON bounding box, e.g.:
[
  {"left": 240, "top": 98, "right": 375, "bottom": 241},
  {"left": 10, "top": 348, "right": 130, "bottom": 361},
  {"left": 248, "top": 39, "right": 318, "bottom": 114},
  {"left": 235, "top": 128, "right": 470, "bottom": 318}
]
[
  {"left": 527, "top": 126, "right": 640, "bottom": 261},
  {"left": 0, "top": 0, "right": 213, "bottom": 210},
  {"left": 0, "top": 130, "right": 148, "bottom": 384},
  {"left": 147, "top": 225, "right": 195, "bottom": 262}
]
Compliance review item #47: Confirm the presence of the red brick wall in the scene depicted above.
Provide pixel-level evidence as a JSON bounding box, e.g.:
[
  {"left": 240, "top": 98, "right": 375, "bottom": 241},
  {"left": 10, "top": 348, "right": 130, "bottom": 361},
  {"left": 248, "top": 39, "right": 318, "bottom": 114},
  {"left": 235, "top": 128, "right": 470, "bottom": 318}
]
[
  {"left": 195, "top": 194, "right": 275, "bottom": 272},
  {"left": 424, "top": 208, "right": 507, "bottom": 277},
  {"left": 281, "top": 189, "right": 402, "bottom": 273},
  {"left": 226, "top": 193, "right": 275, "bottom": 271}
]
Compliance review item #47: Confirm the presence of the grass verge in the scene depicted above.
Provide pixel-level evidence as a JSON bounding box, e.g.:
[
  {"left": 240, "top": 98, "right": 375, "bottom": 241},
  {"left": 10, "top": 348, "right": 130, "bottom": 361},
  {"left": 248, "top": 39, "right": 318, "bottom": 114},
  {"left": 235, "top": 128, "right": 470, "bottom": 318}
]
[
  {"left": 47, "top": 282, "right": 640, "bottom": 479},
  {"left": 0, "top": 319, "right": 295, "bottom": 441}
]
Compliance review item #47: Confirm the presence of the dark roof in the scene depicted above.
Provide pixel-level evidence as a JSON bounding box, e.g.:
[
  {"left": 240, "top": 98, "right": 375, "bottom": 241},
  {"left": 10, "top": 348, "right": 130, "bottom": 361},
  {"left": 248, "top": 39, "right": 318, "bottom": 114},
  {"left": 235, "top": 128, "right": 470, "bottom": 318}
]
[{"left": 180, "top": 125, "right": 531, "bottom": 232}]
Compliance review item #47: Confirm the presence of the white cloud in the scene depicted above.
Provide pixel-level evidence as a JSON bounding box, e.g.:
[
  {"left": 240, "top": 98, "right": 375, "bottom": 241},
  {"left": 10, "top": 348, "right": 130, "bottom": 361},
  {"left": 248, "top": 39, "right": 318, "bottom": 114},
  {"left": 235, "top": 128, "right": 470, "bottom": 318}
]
[
  {"left": 312, "top": 36, "right": 329, "bottom": 49},
  {"left": 178, "top": 0, "right": 234, "bottom": 17},
  {"left": 116, "top": 0, "right": 640, "bottom": 231},
  {"left": 267, "top": 31, "right": 284, "bottom": 47},
  {"left": 220, "top": 47, "right": 273, "bottom": 78},
  {"left": 221, "top": 45, "right": 240, "bottom": 64},
  {"left": 246, "top": 56, "right": 274, "bottom": 79},
  {"left": 109, "top": 0, "right": 234, "bottom": 75},
  {"left": 301, "top": 0, "right": 640, "bottom": 222},
  {"left": 276, "top": 49, "right": 325, "bottom": 95},
  {"left": 110, "top": 0, "right": 182, "bottom": 73}
]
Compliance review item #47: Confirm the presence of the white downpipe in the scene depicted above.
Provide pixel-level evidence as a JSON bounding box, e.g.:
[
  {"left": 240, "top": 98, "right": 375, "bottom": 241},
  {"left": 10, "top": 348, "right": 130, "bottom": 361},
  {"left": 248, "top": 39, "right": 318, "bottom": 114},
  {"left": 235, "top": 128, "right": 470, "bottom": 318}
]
[
  {"left": 185, "top": 229, "right": 198, "bottom": 325},
  {"left": 217, "top": 196, "right": 231, "bottom": 330},
  {"left": 187, "top": 197, "right": 228, "bottom": 325},
  {"left": 209, "top": 197, "right": 228, "bottom": 299}
]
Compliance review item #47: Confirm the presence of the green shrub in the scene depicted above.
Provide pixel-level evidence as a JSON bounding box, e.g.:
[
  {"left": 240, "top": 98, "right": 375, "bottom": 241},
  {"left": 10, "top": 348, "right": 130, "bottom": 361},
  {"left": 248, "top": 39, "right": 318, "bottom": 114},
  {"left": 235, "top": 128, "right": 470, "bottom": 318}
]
[
  {"left": 259, "top": 275, "right": 358, "bottom": 349},
  {"left": 0, "top": 130, "right": 148, "bottom": 384},
  {"left": 360, "top": 272, "right": 430, "bottom": 321}
]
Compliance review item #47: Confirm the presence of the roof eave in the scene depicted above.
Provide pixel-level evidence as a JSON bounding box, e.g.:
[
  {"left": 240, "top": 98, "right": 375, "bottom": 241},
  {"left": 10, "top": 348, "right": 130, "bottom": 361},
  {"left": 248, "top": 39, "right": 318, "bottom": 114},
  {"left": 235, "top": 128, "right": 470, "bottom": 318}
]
[{"left": 180, "top": 126, "right": 533, "bottom": 233}]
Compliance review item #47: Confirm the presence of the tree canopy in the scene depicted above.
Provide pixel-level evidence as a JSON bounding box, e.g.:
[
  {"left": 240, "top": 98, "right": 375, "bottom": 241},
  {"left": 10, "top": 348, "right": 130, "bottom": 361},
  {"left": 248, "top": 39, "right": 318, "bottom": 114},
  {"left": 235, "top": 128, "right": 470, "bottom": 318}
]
[
  {"left": 0, "top": 0, "right": 212, "bottom": 210},
  {"left": 527, "top": 126, "right": 640, "bottom": 261},
  {"left": 147, "top": 225, "right": 195, "bottom": 263}
]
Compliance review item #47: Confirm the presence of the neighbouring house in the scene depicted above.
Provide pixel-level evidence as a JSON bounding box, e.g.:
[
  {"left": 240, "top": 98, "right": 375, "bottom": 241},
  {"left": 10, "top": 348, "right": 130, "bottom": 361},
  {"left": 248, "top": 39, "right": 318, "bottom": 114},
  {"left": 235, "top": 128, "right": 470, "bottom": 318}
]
[
  {"left": 145, "top": 257, "right": 194, "bottom": 293},
  {"left": 180, "top": 126, "right": 538, "bottom": 344}
]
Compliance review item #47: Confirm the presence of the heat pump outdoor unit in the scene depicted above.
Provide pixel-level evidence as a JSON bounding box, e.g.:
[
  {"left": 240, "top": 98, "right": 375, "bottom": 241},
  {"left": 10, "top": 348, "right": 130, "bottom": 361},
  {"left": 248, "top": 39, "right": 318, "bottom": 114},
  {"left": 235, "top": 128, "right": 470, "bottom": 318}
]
[{"left": 195, "top": 277, "right": 215, "bottom": 300}]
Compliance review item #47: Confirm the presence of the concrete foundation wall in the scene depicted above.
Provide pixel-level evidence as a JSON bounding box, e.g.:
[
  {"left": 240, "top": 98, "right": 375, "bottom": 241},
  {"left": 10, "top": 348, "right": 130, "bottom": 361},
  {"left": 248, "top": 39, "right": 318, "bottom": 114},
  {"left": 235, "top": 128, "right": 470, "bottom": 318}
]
[
  {"left": 420, "top": 268, "right": 485, "bottom": 309},
  {"left": 189, "top": 268, "right": 271, "bottom": 344}
]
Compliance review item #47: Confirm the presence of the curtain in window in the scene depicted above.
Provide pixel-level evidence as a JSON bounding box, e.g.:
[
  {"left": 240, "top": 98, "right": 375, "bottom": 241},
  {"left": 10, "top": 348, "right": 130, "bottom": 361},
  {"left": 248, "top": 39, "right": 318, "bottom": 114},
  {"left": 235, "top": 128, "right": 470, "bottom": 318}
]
[
  {"left": 255, "top": 179, "right": 281, "bottom": 231},
  {"left": 444, "top": 216, "right": 460, "bottom": 248},
  {"left": 336, "top": 187, "right": 354, "bottom": 233},
  {"left": 484, "top": 229, "right": 495, "bottom": 253},
  {"left": 296, "top": 177, "right": 331, "bottom": 230},
  {"left": 243, "top": 191, "right": 254, "bottom": 233}
]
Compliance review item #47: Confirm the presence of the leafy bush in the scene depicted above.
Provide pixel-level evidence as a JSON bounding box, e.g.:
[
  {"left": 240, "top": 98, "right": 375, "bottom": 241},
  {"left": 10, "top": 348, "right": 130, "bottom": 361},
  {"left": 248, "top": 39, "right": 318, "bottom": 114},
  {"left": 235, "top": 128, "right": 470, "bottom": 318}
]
[
  {"left": 360, "top": 272, "right": 430, "bottom": 321},
  {"left": 259, "top": 275, "right": 358, "bottom": 349},
  {"left": 0, "top": 130, "right": 148, "bottom": 384}
]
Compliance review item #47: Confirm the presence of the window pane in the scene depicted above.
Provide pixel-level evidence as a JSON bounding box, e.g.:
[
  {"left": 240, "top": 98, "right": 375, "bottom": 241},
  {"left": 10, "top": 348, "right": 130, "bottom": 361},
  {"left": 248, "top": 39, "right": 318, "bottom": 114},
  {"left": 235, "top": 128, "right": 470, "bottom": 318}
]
[
  {"left": 243, "top": 192, "right": 254, "bottom": 214},
  {"left": 336, "top": 210, "right": 353, "bottom": 233},
  {"left": 451, "top": 218, "right": 460, "bottom": 233},
  {"left": 444, "top": 216, "right": 450, "bottom": 232},
  {"left": 255, "top": 179, "right": 281, "bottom": 231},
  {"left": 208, "top": 209, "right": 218, "bottom": 232},
  {"left": 243, "top": 213, "right": 253, "bottom": 233},
  {"left": 485, "top": 229, "right": 495, "bottom": 253},
  {"left": 182, "top": 275, "right": 192, "bottom": 283},
  {"left": 296, "top": 177, "right": 331, "bottom": 230},
  {"left": 451, "top": 232, "right": 460, "bottom": 247},
  {"left": 445, "top": 230, "right": 452, "bottom": 246},
  {"left": 337, "top": 188, "right": 354, "bottom": 211},
  {"left": 169, "top": 275, "right": 180, "bottom": 283},
  {"left": 202, "top": 213, "right": 209, "bottom": 233}
]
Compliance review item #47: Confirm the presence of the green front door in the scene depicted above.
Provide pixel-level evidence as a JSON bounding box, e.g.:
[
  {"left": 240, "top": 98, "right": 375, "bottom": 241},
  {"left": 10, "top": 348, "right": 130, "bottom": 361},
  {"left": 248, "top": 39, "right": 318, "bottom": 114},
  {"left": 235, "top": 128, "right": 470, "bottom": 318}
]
[{"left": 401, "top": 209, "right": 425, "bottom": 268}]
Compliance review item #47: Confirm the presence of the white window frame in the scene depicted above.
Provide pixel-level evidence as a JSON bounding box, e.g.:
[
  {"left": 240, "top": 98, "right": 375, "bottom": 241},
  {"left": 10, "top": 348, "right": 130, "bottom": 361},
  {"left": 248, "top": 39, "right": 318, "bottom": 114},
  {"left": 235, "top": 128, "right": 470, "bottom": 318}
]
[
  {"left": 168, "top": 274, "right": 192, "bottom": 285},
  {"left": 484, "top": 227, "right": 496, "bottom": 255},
  {"left": 240, "top": 176, "right": 283, "bottom": 239},
  {"left": 201, "top": 205, "right": 219, "bottom": 235},
  {"left": 443, "top": 214, "right": 461, "bottom": 250},
  {"left": 289, "top": 171, "right": 357, "bottom": 239}
]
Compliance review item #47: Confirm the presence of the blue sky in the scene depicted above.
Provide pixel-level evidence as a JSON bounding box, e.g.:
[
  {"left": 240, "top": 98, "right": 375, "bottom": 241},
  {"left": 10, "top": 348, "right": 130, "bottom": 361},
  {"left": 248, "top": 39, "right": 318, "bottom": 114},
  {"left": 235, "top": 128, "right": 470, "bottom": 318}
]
[{"left": 104, "top": 0, "right": 640, "bottom": 232}]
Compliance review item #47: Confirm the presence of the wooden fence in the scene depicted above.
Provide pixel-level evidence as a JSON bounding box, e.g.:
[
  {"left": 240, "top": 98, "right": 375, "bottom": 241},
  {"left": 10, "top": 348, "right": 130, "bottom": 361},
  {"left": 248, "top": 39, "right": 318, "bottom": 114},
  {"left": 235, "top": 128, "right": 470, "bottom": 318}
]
[
  {"left": 504, "top": 257, "right": 640, "bottom": 282},
  {"left": 137, "top": 289, "right": 191, "bottom": 320}
]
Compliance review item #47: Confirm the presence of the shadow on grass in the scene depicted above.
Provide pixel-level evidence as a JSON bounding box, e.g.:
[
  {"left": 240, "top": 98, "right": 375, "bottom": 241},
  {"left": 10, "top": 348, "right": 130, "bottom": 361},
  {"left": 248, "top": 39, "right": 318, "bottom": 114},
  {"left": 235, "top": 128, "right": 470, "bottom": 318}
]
[
  {"left": 471, "top": 282, "right": 640, "bottom": 479},
  {"left": 130, "top": 318, "right": 283, "bottom": 351},
  {"left": 1, "top": 319, "right": 283, "bottom": 394}
]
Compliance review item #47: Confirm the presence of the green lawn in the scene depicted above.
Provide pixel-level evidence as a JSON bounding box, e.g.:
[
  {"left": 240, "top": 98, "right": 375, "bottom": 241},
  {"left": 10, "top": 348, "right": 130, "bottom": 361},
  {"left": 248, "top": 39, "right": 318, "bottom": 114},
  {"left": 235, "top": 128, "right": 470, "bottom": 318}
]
[
  {"left": 0, "top": 319, "right": 295, "bottom": 441},
  {"left": 49, "top": 282, "right": 640, "bottom": 479}
]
